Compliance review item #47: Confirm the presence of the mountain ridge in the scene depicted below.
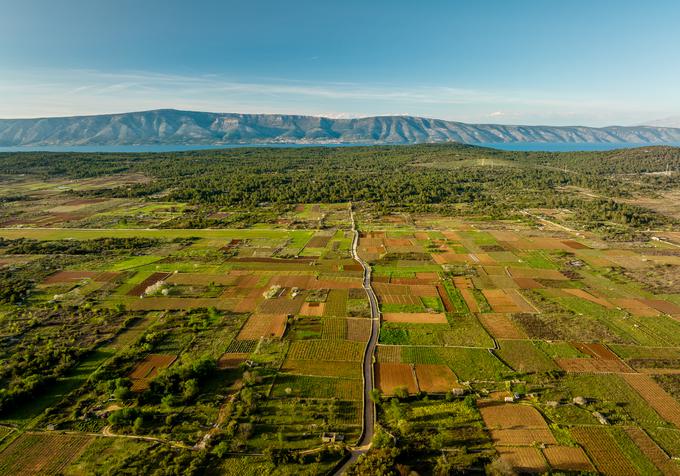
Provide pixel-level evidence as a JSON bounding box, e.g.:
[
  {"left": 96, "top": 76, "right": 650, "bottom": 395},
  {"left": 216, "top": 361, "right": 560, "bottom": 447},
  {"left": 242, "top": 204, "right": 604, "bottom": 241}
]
[{"left": 2, "top": 109, "right": 680, "bottom": 146}]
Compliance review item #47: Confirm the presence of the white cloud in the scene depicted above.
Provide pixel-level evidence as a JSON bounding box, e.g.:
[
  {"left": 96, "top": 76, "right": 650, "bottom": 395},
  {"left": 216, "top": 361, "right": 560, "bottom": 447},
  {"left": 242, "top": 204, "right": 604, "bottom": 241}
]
[{"left": 0, "top": 68, "right": 677, "bottom": 126}]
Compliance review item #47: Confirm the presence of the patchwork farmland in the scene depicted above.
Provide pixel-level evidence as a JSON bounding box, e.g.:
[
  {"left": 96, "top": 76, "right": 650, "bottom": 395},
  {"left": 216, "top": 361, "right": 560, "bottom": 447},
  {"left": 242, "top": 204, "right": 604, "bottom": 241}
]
[{"left": 1, "top": 144, "right": 680, "bottom": 474}]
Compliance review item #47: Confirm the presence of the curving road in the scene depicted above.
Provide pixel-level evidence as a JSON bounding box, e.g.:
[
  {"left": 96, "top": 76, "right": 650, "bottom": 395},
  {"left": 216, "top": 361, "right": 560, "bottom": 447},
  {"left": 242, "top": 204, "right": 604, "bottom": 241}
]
[{"left": 333, "top": 205, "right": 381, "bottom": 475}]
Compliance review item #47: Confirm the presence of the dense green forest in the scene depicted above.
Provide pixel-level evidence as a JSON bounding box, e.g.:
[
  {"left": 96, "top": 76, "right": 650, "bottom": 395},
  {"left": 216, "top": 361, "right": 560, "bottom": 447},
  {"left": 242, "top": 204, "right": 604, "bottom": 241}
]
[{"left": 1, "top": 143, "right": 678, "bottom": 236}]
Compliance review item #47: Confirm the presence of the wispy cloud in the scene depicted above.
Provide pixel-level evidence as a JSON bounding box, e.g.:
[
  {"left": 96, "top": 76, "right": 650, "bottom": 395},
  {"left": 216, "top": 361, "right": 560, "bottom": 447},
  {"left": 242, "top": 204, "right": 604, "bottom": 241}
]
[{"left": 0, "top": 68, "right": 674, "bottom": 126}]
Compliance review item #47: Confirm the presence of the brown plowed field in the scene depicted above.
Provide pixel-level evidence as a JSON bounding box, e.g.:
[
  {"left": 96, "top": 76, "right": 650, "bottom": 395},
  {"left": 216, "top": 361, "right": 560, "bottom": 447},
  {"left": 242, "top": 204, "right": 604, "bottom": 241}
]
[
  {"left": 542, "top": 446, "right": 594, "bottom": 472},
  {"left": 382, "top": 312, "right": 447, "bottom": 323},
  {"left": 127, "top": 272, "right": 171, "bottom": 297},
  {"left": 478, "top": 313, "right": 526, "bottom": 339},
  {"left": 406, "top": 285, "right": 439, "bottom": 297},
  {"left": 496, "top": 447, "right": 548, "bottom": 473},
  {"left": 217, "top": 352, "right": 249, "bottom": 369},
  {"left": 482, "top": 289, "right": 530, "bottom": 313},
  {"left": 640, "top": 299, "right": 680, "bottom": 316},
  {"left": 129, "top": 353, "right": 177, "bottom": 392},
  {"left": 237, "top": 314, "right": 287, "bottom": 340},
  {"left": 380, "top": 294, "right": 422, "bottom": 306},
  {"left": 435, "top": 285, "right": 454, "bottom": 312},
  {"left": 562, "top": 240, "right": 590, "bottom": 249},
  {"left": 459, "top": 289, "right": 480, "bottom": 313},
  {"left": 299, "top": 301, "right": 325, "bottom": 316},
  {"left": 414, "top": 364, "right": 460, "bottom": 393},
  {"left": 490, "top": 428, "right": 557, "bottom": 446},
  {"left": 479, "top": 403, "right": 549, "bottom": 429},
  {"left": 513, "top": 277, "right": 544, "bottom": 289},
  {"left": 42, "top": 270, "right": 99, "bottom": 284},
  {"left": 233, "top": 297, "right": 261, "bottom": 313},
  {"left": 376, "top": 363, "right": 418, "bottom": 395},
  {"left": 572, "top": 343, "right": 619, "bottom": 360},
  {"left": 166, "top": 273, "right": 237, "bottom": 286}
]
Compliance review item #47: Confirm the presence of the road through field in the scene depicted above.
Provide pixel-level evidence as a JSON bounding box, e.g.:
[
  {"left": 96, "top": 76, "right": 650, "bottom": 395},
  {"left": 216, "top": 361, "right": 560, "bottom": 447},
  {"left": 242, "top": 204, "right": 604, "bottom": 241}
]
[{"left": 333, "top": 205, "right": 381, "bottom": 475}]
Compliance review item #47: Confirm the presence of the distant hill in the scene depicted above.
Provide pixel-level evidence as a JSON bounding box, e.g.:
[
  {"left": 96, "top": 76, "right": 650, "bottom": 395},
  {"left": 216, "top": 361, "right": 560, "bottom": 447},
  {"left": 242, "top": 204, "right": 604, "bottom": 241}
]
[{"left": 2, "top": 109, "right": 680, "bottom": 146}]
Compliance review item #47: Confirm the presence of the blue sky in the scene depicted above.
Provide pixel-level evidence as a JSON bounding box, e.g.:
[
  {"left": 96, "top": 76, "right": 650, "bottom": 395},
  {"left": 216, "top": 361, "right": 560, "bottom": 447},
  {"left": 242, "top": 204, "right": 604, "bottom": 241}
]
[{"left": 1, "top": 0, "right": 679, "bottom": 125}]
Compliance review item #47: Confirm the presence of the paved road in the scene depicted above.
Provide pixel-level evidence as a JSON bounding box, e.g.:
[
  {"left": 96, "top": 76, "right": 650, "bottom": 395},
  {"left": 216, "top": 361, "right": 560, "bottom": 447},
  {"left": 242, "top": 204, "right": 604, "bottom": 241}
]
[{"left": 333, "top": 205, "right": 381, "bottom": 475}]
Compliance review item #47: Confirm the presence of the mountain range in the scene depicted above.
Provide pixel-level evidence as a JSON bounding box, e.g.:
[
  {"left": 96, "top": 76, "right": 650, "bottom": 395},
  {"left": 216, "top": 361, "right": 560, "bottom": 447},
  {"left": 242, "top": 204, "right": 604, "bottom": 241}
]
[{"left": 2, "top": 109, "right": 680, "bottom": 146}]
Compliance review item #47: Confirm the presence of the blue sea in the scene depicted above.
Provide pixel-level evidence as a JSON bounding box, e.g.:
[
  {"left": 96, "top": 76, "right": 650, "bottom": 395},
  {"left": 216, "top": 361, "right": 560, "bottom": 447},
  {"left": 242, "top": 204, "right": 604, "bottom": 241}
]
[{"left": 0, "top": 142, "right": 678, "bottom": 153}]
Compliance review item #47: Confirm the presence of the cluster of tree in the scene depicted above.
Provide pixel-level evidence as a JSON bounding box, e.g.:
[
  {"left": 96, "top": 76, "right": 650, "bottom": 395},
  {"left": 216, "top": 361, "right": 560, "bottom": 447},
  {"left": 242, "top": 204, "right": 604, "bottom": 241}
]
[
  {"left": 0, "top": 306, "right": 130, "bottom": 414},
  {"left": 0, "top": 237, "right": 194, "bottom": 255},
  {"left": 0, "top": 268, "right": 33, "bottom": 304},
  {"left": 144, "top": 357, "right": 217, "bottom": 406}
]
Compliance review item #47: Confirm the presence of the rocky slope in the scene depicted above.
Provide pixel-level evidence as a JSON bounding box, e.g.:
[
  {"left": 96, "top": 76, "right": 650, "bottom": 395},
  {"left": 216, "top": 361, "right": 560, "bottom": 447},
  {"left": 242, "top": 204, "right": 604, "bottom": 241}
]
[{"left": 2, "top": 109, "right": 680, "bottom": 146}]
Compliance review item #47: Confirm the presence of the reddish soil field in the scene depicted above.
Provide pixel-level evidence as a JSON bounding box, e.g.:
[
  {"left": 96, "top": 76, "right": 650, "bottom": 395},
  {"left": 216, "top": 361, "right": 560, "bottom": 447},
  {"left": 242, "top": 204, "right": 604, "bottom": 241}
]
[
  {"left": 237, "top": 314, "right": 287, "bottom": 340},
  {"left": 452, "top": 277, "right": 473, "bottom": 288},
  {"left": 496, "top": 447, "right": 548, "bottom": 473},
  {"left": 382, "top": 312, "right": 447, "bottom": 323},
  {"left": 477, "top": 313, "right": 526, "bottom": 339},
  {"left": 562, "top": 240, "right": 590, "bottom": 249},
  {"left": 479, "top": 403, "right": 550, "bottom": 429},
  {"left": 513, "top": 277, "right": 544, "bottom": 289},
  {"left": 380, "top": 294, "right": 422, "bottom": 306},
  {"left": 407, "top": 285, "right": 439, "bottom": 297},
  {"left": 127, "top": 272, "right": 171, "bottom": 297},
  {"left": 43, "top": 270, "right": 122, "bottom": 284},
  {"left": 490, "top": 428, "right": 557, "bottom": 446},
  {"left": 42, "top": 270, "right": 99, "bottom": 284},
  {"left": 166, "top": 273, "right": 237, "bottom": 286},
  {"left": 343, "top": 263, "right": 364, "bottom": 272},
  {"left": 482, "top": 289, "right": 529, "bottom": 313},
  {"left": 572, "top": 343, "right": 619, "bottom": 360},
  {"left": 414, "top": 364, "right": 460, "bottom": 393},
  {"left": 129, "top": 353, "right": 177, "bottom": 392},
  {"left": 542, "top": 446, "right": 594, "bottom": 472},
  {"left": 376, "top": 363, "right": 418, "bottom": 395},
  {"left": 436, "top": 285, "right": 454, "bottom": 312},
  {"left": 217, "top": 352, "right": 249, "bottom": 369},
  {"left": 299, "top": 301, "right": 326, "bottom": 316},
  {"left": 458, "top": 288, "right": 480, "bottom": 313},
  {"left": 639, "top": 299, "right": 680, "bottom": 316},
  {"left": 233, "top": 297, "right": 262, "bottom": 313}
]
